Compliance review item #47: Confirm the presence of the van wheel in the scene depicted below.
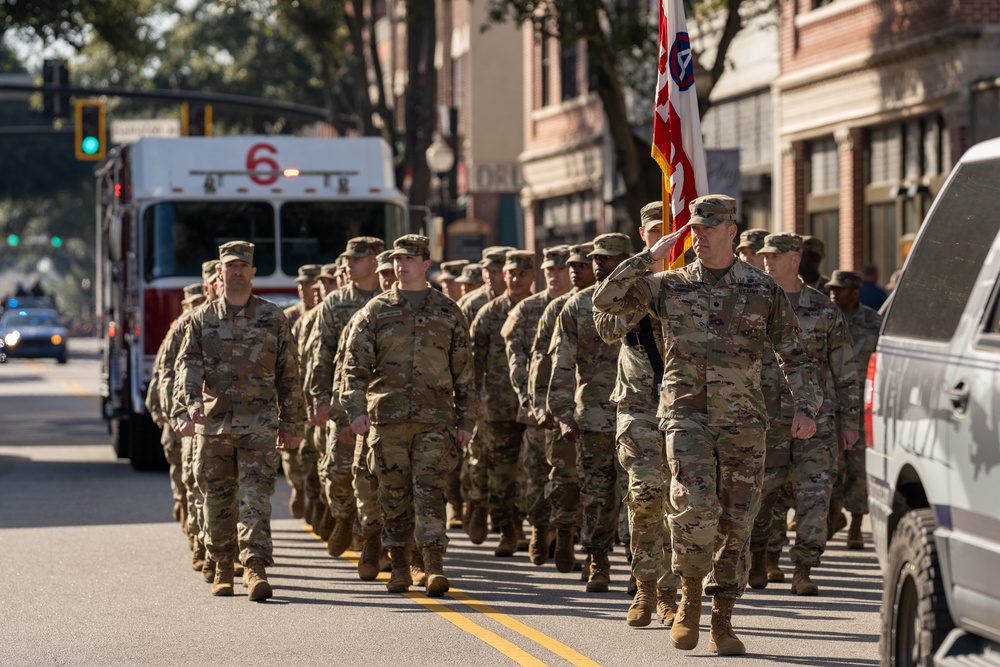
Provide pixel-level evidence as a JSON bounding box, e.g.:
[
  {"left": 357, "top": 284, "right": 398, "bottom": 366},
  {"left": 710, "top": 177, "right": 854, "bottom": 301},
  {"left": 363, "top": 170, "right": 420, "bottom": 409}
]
[{"left": 880, "top": 508, "right": 953, "bottom": 667}]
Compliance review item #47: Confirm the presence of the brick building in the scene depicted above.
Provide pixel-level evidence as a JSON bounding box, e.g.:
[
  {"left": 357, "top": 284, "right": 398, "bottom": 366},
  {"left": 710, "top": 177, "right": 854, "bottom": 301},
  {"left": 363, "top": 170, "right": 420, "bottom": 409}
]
[{"left": 775, "top": 0, "right": 1000, "bottom": 277}]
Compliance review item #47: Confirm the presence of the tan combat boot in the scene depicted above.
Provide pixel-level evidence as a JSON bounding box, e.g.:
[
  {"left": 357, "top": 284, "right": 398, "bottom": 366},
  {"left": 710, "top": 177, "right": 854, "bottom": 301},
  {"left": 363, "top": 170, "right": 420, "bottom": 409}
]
[
  {"left": 409, "top": 543, "right": 427, "bottom": 586},
  {"left": 626, "top": 579, "right": 656, "bottom": 627},
  {"left": 202, "top": 557, "right": 217, "bottom": 584},
  {"left": 244, "top": 557, "right": 272, "bottom": 602},
  {"left": 708, "top": 596, "right": 746, "bottom": 655},
  {"left": 448, "top": 502, "right": 464, "bottom": 530},
  {"left": 327, "top": 509, "right": 356, "bottom": 557},
  {"left": 580, "top": 554, "right": 592, "bottom": 582},
  {"left": 670, "top": 576, "right": 703, "bottom": 650},
  {"left": 827, "top": 499, "right": 847, "bottom": 539},
  {"left": 627, "top": 574, "right": 638, "bottom": 596},
  {"left": 386, "top": 546, "right": 411, "bottom": 593},
  {"left": 765, "top": 550, "right": 784, "bottom": 583},
  {"left": 357, "top": 534, "right": 381, "bottom": 581},
  {"left": 211, "top": 560, "right": 234, "bottom": 597},
  {"left": 791, "top": 564, "right": 819, "bottom": 596},
  {"left": 747, "top": 551, "right": 768, "bottom": 590},
  {"left": 515, "top": 523, "right": 529, "bottom": 552},
  {"left": 528, "top": 524, "right": 549, "bottom": 566},
  {"left": 317, "top": 507, "right": 335, "bottom": 542},
  {"left": 422, "top": 545, "right": 450, "bottom": 597},
  {"left": 554, "top": 528, "right": 576, "bottom": 573},
  {"left": 494, "top": 524, "right": 518, "bottom": 557},
  {"left": 379, "top": 546, "right": 392, "bottom": 573},
  {"left": 657, "top": 587, "right": 678, "bottom": 627},
  {"left": 586, "top": 551, "right": 610, "bottom": 593},
  {"left": 846, "top": 513, "right": 864, "bottom": 549},
  {"left": 289, "top": 487, "right": 305, "bottom": 519},
  {"left": 192, "top": 542, "right": 206, "bottom": 572},
  {"left": 465, "top": 501, "right": 488, "bottom": 545}
]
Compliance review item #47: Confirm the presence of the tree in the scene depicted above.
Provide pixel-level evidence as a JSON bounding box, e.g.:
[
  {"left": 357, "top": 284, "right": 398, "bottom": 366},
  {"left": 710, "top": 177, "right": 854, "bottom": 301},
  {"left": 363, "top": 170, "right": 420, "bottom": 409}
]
[
  {"left": 484, "top": 0, "right": 770, "bottom": 229},
  {"left": 0, "top": 0, "right": 159, "bottom": 54}
]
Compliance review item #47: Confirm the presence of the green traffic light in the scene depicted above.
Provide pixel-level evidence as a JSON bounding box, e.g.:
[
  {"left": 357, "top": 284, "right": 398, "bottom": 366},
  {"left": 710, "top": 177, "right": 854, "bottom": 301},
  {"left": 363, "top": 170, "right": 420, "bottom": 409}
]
[
  {"left": 6, "top": 234, "right": 18, "bottom": 247},
  {"left": 81, "top": 136, "right": 100, "bottom": 155},
  {"left": 51, "top": 236, "right": 63, "bottom": 248}
]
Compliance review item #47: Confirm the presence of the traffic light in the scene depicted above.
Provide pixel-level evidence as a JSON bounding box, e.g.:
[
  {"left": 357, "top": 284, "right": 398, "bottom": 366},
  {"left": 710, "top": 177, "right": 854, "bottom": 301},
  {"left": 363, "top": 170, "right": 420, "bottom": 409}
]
[
  {"left": 181, "top": 102, "right": 212, "bottom": 136},
  {"left": 42, "top": 59, "right": 70, "bottom": 119},
  {"left": 6, "top": 234, "right": 18, "bottom": 247},
  {"left": 75, "top": 100, "right": 106, "bottom": 161},
  {"left": 51, "top": 236, "right": 63, "bottom": 248}
]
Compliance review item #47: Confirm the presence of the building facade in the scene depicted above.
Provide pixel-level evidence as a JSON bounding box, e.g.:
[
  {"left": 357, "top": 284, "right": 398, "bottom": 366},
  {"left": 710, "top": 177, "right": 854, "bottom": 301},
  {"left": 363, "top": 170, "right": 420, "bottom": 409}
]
[{"left": 776, "top": 0, "right": 1000, "bottom": 277}]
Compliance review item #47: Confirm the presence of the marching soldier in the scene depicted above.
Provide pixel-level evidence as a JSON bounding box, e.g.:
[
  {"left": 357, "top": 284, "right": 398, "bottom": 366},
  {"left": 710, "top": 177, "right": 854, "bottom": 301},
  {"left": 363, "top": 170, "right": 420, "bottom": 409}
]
[
  {"left": 735, "top": 229, "right": 768, "bottom": 270},
  {"left": 501, "top": 245, "right": 572, "bottom": 565},
  {"left": 548, "top": 233, "right": 631, "bottom": 593},
  {"left": 438, "top": 259, "right": 469, "bottom": 301},
  {"left": 176, "top": 241, "right": 306, "bottom": 601},
  {"left": 593, "top": 196, "right": 821, "bottom": 655},
  {"left": 455, "top": 263, "right": 485, "bottom": 297},
  {"left": 341, "top": 234, "right": 475, "bottom": 596}
]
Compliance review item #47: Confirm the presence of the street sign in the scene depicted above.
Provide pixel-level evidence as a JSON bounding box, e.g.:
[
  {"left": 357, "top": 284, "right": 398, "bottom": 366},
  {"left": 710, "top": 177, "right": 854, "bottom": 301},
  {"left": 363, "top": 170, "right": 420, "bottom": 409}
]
[{"left": 110, "top": 118, "right": 181, "bottom": 144}]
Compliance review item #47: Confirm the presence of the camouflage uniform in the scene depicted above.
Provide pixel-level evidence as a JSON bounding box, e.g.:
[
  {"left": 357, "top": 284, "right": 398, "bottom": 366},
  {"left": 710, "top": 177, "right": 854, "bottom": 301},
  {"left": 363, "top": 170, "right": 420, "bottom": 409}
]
[
  {"left": 827, "top": 272, "right": 881, "bottom": 517},
  {"left": 281, "top": 265, "right": 322, "bottom": 511},
  {"left": 751, "top": 235, "right": 860, "bottom": 570},
  {"left": 548, "top": 282, "right": 620, "bottom": 555},
  {"left": 471, "top": 251, "right": 533, "bottom": 542},
  {"left": 341, "top": 240, "right": 475, "bottom": 551},
  {"left": 592, "top": 236, "right": 821, "bottom": 599},
  {"left": 308, "top": 238, "right": 384, "bottom": 526},
  {"left": 177, "top": 243, "right": 306, "bottom": 568},
  {"left": 501, "top": 247, "right": 571, "bottom": 533}
]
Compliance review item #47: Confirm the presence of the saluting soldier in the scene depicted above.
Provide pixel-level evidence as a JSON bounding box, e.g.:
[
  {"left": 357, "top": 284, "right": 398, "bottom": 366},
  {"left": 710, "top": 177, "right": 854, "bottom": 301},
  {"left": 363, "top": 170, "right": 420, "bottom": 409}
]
[
  {"left": 548, "top": 233, "right": 631, "bottom": 593},
  {"left": 593, "top": 196, "right": 821, "bottom": 655},
  {"left": 341, "top": 234, "right": 475, "bottom": 597},
  {"left": 527, "top": 242, "right": 595, "bottom": 572},
  {"left": 501, "top": 245, "right": 572, "bottom": 565},
  {"left": 176, "top": 241, "right": 306, "bottom": 602}
]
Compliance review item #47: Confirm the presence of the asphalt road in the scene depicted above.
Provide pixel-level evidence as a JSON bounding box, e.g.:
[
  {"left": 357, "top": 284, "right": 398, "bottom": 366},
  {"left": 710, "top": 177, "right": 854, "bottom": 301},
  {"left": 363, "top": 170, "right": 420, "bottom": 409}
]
[{"left": 0, "top": 339, "right": 882, "bottom": 666}]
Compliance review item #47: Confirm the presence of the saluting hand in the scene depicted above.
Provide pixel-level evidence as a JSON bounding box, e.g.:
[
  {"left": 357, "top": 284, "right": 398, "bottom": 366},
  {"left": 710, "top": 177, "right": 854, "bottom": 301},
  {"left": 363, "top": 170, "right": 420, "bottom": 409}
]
[{"left": 647, "top": 223, "right": 690, "bottom": 261}]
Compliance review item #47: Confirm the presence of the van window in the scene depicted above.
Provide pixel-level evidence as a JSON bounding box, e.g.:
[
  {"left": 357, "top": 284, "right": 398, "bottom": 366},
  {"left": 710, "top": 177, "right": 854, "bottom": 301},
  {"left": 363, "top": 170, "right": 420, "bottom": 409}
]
[{"left": 883, "top": 160, "right": 1000, "bottom": 341}]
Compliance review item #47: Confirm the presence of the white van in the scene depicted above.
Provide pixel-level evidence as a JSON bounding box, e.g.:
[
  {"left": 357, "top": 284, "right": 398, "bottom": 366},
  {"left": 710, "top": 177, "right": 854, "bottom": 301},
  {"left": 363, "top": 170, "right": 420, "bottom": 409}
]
[{"left": 867, "top": 136, "right": 1000, "bottom": 666}]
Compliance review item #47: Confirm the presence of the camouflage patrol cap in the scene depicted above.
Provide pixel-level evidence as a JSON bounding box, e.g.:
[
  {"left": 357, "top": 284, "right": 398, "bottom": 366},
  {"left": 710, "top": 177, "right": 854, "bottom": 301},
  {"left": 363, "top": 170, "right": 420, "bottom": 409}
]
[
  {"left": 802, "top": 235, "right": 826, "bottom": 257},
  {"left": 340, "top": 236, "right": 385, "bottom": 259},
  {"left": 689, "top": 195, "right": 737, "bottom": 227},
  {"left": 736, "top": 229, "right": 769, "bottom": 253},
  {"left": 455, "top": 263, "right": 485, "bottom": 285},
  {"left": 376, "top": 250, "right": 395, "bottom": 273},
  {"left": 438, "top": 259, "right": 469, "bottom": 281},
  {"left": 219, "top": 240, "right": 254, "bottom": 265},
  {"left": 826, "top": 270, "right": 863, "bottom": 290},
  {"left": 295, "top": 264, "right": 322, "bottom": 283},
  {"left": 756, "top": 232, "right": 803, "bottom": 255},
  {"left": 480, "top": 246, "right": 515, "bottom": 272},
  {"left": 318, "top": 263, "right": 339, "bottom": 280},
  {"left": 640, "top": 201, "right": 665, "bottom": 232},
  {"left": 588, "top": 233, "right": 633, "bottom": 257},
  {"left": 182, "top": 284, "right": 205, "bottom": 305},
  {"left": 540, "top": 245, "right": 570, "bottom": 270},
  {"left": 389, "top": 234, "right": 430, "bottom": 258},
  {"left": 201, "top": 260, "right": 220, "bottom": 284},
  {"left": 503, "top": 250, "right": 536, "bottom": 272},
  {"left": 567, "top": 242, "right": 595, "bottom": 264}
]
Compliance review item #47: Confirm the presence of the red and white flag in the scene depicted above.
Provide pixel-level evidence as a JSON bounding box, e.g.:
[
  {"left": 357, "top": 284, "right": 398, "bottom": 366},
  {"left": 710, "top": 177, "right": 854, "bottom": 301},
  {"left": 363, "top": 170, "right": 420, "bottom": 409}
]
[{"left": 652, "top": 0, "right": 709, "bottom": 268}]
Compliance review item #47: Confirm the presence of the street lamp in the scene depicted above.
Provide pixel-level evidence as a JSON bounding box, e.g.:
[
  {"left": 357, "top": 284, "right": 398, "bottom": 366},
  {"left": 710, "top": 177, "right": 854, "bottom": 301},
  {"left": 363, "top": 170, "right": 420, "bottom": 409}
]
[{"left": 425, "top": 133, "right": 455, "bottom": 175}]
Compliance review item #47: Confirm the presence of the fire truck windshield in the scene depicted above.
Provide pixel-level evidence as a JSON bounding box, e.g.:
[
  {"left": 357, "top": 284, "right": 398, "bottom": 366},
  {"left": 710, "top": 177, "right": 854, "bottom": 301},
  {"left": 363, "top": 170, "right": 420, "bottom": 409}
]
[
  {"left": 143, "top": 201, "right": 276, "bottom": 281},
  {"left": 279, "top": 201, "right": 406, "bottom": 274}
]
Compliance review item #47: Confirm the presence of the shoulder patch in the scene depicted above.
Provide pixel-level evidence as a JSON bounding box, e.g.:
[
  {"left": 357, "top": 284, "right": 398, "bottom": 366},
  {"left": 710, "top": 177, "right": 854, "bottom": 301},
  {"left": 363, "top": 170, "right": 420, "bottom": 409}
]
[
  {"left": 376, "top": 309, "right": 403, "bottom": 321},
  {"left": 352, "top": 309, "right": 369, "bottom": 327},
  {"left": 508, "top": 309, "right": 521, "bottom": 321}
]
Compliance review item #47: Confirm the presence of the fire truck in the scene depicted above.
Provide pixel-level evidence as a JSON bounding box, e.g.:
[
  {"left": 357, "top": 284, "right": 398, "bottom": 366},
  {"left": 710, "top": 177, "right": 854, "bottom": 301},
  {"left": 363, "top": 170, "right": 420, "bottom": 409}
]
[{"left": 95, "top": 136, "right": 407, "bottom": 470}]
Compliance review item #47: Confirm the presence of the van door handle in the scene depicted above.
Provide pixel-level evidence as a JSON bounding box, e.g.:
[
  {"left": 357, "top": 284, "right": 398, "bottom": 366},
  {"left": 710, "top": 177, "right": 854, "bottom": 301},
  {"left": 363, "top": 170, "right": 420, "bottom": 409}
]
[{"left": 947, "top": 380, "right": 969, "bottom": 413}]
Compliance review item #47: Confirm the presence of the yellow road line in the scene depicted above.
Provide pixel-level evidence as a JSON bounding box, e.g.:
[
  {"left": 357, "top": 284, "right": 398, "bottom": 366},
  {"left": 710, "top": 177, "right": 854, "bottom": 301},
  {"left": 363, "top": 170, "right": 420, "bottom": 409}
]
[
  {"left": 21, "top": 359, "right": 102, "bottom": 408},
  {"left": 301, "top": 526, "right": 548, "bottom": 666},
  {"left": 448, "top": 590, "right": 603, "bottom": 667}
]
